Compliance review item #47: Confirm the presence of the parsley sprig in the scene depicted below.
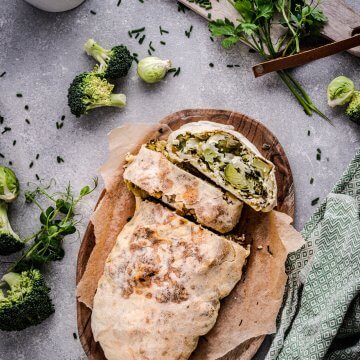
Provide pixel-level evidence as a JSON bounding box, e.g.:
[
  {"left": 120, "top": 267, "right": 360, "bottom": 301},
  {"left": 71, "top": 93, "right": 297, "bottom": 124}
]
[
  {"left": 209, "top": 0, "right": 329, "bottom": 121},
  {"left": 9, "top": 178, "right": 98, "bottom": 272}
]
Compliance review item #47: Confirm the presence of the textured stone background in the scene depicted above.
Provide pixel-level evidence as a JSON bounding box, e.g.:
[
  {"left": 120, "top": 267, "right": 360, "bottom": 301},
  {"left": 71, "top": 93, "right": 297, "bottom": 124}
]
[{"left": 0, "top": 0, "right": 359, "bottom": 359}]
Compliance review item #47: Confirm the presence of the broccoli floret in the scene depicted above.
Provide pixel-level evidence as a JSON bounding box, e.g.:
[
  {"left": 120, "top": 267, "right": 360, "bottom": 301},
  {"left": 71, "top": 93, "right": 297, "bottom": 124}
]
[
  {"left": 84, "top": 39, "right": 133, "bottom": 79},
  {"left": 67, "top": 72, "right": 126, "bottom": 117},
  {"left": 0, "top": 270, "right": 54, "bottom": 331},
  {"left": 0, "top": 202, "right": 24, "bottom": 256},
  {"left": 346, "top": 91, "right": 360, "bottom": 124}
]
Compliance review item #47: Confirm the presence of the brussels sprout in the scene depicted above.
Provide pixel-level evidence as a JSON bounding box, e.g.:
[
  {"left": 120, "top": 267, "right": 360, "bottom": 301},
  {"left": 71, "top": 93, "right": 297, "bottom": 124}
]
[
  {"left": 327, "top": 76, "right": 355, "bottom": 107},
  {"left": 224, "top": 164, "right": 249, "bottom": 190},
  {"left": 0, "top": 166, "right": 19, "bottom": 203},
  {"left": 253, "top": 158, "right": 272, "bottom": 177},
  {"left": 137, "top": 57, "right": 171, "bottom": 84}
]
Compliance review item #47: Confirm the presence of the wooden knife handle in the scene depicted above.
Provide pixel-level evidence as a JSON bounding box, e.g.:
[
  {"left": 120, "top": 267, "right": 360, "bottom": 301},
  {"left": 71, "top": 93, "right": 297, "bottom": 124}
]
[{"left": 252, "top": 34, "right": 360, "bottom": 78}]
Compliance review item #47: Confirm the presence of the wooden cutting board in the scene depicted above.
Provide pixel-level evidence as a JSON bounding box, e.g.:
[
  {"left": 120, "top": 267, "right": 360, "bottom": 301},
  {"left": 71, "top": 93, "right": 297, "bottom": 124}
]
[
  {"left": 179, "top": 0, "right": 360, "bottom": 57},
  {"left": 76, "top": 109, "right": 295, "bottom": 360}
]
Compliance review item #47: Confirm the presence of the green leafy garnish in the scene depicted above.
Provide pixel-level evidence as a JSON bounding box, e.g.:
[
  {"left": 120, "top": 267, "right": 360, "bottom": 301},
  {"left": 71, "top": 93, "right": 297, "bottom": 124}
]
[
  {"left": 10, "top": 178, "right": 98, "bottom": 272},
  {"left": 209, "top": 0, "right": 330, "bottom": 122}
]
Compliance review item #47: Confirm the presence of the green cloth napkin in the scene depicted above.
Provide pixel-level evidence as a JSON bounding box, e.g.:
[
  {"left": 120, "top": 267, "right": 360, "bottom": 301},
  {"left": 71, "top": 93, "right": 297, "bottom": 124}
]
[{"left": 267, "top": 149, "right": 360, "bottom": 360}]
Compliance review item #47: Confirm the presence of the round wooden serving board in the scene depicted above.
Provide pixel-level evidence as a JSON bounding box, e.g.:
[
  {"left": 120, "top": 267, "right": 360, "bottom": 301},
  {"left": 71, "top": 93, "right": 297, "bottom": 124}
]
[{"left": 77, "top": 109, "right": 295, "bottom": 360}]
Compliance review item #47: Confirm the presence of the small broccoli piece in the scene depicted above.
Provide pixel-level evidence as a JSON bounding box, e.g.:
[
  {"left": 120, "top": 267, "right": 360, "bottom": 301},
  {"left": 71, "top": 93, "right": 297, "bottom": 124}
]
[
  {"left": 346, "top": 91, "right": 360, "bottom": 124},
  {"left": 0, "top": 202, "right": 23, "bottom": 256},
  {"left": 0, "top": 166, "right": 19, "bottom": 203},
  {"left": 67, "top": 72, "right": 126, "bottom": 117},
  {"left": 84, "top": 39, "right": 133, "bottom": 79},
  {"left": 0, "top": 269, "right": 54, "bottom": 331}
]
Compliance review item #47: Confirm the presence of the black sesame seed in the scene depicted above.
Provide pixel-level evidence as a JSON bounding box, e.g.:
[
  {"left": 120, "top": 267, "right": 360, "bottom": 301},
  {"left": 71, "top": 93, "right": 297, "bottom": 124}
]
[
  {"left": 311, "top": 197, "right": 319, "bottom": 206},
  {"left": 90, "top": 10, "right": 96, "bottom": 14},
  {"left": 16, "top": 93, "right": 23, "bottom": 97},
  {"left": 209, "top": 63, "right": 214, "bottom": 67}
]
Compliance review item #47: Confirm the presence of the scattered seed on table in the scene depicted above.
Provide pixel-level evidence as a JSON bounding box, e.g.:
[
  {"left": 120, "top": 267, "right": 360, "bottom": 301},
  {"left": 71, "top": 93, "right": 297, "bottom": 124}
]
[
  {"left": 35, "top": 174, "right": 40, "bottom": 180},
  {"left": 73, "top": 332, "right": 78, "bottom": 340},
  {"left": 316, "top": 153, "right": 321, "bottom": 161},
  {"left": 0, "top": 153, "right": 4, "bottom": 158},
  {"left": 0, "top": 116, "right": 3, "bottom": 124},
  {"left": 209, "top": 63, "right": 214, "bottom": 67},
  {"left": 16, "top": 93, "right": 23, "bottom": 98},
  {"left": 8, "top": 161, "right": 12, "bottom": 166},
  {"left": 90, "top": 10, "right": 97, "bottom": 15},
  {"left": 12, "top": 140, "right": 16, "bottom": 146},
  {"left": 57, "top": 156, "right": 64, "bottom": 164},
  {"left": 36, "top": 154, "right": 39, "bottom": 160},
  {"left": 317, "top": 148, "right": 321, "bottom": 154},
  {"left": 307, "top": 130, "right": 310, "bottom": 136},
  {"left": 147, "top": 49, "right": 152, "bottom": 56},
  {"left": 311, "top": 197, "right": 319, "bottom": 206},
  {"left": 160, "top": 41, "right": 166, "bottom": 45},
  {"left": 2, "top": 127, "right": 11, "bottom": 134},
  {"left": 310, "top": 177, "right": 314, "bottom": 184},
  {"left": 117, "top": 0, "right": 121, "bottom": 5},
  {"left": 25, "top": 119, "right": 30, "bottom": 124},
  {"left": 29, "top": 161, "right": 34, "bottom": 168},
  {"left": 24, "top": 105, "right": 29, "bottom": 110},
  {"left": 61, "top": 115, "right": 65, "bottom": 121},
  {"left": 0, "top": 72, "right": 6, "bottom": 78},
  {"left": 227, "top": 64, "right": 234, "bottom": 68}
]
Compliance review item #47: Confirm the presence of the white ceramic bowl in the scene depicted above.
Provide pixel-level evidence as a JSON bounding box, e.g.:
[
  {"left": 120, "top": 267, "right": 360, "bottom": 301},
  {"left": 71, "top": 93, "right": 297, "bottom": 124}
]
[{"left": 24, "top": 0, "right": 86, "bottom": 12}]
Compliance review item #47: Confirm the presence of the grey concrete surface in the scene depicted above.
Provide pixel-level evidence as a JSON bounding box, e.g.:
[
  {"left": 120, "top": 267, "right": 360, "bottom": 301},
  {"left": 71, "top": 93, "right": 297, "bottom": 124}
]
[{"left": 0, "top": 0, "right": 359, "bottom": 359}]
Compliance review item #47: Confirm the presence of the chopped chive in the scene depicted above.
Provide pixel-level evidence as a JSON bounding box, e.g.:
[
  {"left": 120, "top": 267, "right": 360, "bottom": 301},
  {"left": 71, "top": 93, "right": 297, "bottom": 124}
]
[
  {"left": 148, "top": 49, "right": 152, "bottom": 56},
  {"left": 61, "top": 115, "right": 65, "bottom": 121},
  {"left": 138, "top": 0, "right": 144, "bottom": 3},
  {"left": 210, "top": 36, "right": 214, "bottom": 42},
  {"left": 209, "top": 63, "right": 214, "bottom": 67},
  {"left": 311, "top": 197, "right": 319, "bottom": 206},
  {"left": 307, "top": 130, "right": 310, "bottom": 136},
  {"left": 173, "top": 67, "right": 181, "bottom": 77},
  {"left": 25, "top": 105, "right": 29, "bottom": 110},
  {"left": 131, "top": 27, "right": 145, "bottom": 34},
  {"left": 117, "top": 0, "right": 121, "bottom": 5},
  {"left": 73, "top": 332, "right": 78, "bottom": 340},
  {"left": 207, "top": 13, "right": 211, "bottom": 19},
  {"left": 160, "top": 41, "right": 166, "bottom": 45},
  {"left": 177, "top": 2, "right": 188, "bottom": 13},
  {"left": 316, "top": 153, "right": 321, "bottom": 161},
  {"left": 8, "top": 161, "right": 12, "bottom": 166},
  {"left": 139, "top": 35, "right": 146, "bottom": 44},
  {"left": 0, "top": 153, "right": 4, "bottom": 158},
  {"left": 234, "top": 64, "right": 240, "bottom": 67},
  {"left": 227, "top": 64, "right": 234, "bottom": 68},
  {"left": 16, "top": 93, "right": 23, "bottom": 98},
  {"left": 128, "top": 31, "right": 132, "bottom": 38},
  {"left": 316, "top": 148, "right": 321, "bottom": 153},
  {"left": 29, "top": 161, "right": 34, "bottom": 168},
  {"left": 149, "top": 44, "right": 155, "bottom": 51},
  {"left": 168, "top": 68, "right": 177, "bottom": 73},
  {"left": 159, "top": 26, "right": 169, "bottom": 35},
  {"left": 12, "top": 140, "right": 16, "bottom": 146},
  {"left": 2, "top": 127, "right": 11, "bottom": 134},
  {"left": 25, "top": 119, "right": 30, "bottom": 125},
  {"left": 90, "top": 10, "right": 97, "bottom": 15},
  {"left": 57, "top": 156, "right": 64, "bottom": 164},
  {"left": 0, "top": 116, "right": 3, "bottom": 124},
  {"left": 135, "top": 33, "right": 140, "bottom": 39},
  {"left": 0, "top": 72, "right": 6, "bottom": 78},
  {"left": 35, "top": 174, "right": 40, "bottom": 180},
  {"left": 310, "top": 177, "right": 314, "bottom": 184}
]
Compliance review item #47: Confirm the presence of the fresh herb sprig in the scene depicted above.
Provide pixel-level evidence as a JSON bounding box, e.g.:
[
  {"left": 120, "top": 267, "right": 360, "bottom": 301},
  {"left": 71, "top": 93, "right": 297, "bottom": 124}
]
[
  {"left": 9, "top": 178, "right": 98, "bottom": 272},
  {"left": 209, "top": 0, "right": 329, "bottom": 121}
]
